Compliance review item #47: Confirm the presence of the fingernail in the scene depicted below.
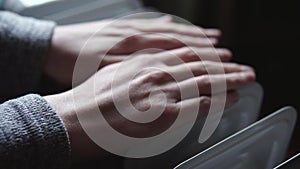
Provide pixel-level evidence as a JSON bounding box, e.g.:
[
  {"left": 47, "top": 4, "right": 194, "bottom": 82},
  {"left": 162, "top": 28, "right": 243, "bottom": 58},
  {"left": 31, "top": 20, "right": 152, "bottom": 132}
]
[
  {"left": 159, "top": 15, "right": 173, "bottom": 22},
  {"left": 217, "top": 49, "right": 232, "bottom": 57},
  {"left": 240, "top": 65, "right": 254, "bottom": 71},
  {"left": 206, "top": 29, "right": 222, "bottom": 36},
  {"left": 244, "top": 71, "right": 256, "bottom": 80}
]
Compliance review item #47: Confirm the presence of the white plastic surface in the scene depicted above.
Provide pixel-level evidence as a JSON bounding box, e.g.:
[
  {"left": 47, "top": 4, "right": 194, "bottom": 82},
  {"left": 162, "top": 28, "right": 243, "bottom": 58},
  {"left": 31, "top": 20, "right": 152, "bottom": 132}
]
[
  {"left": 19, "top": 0, "right": 145, "bottom": 25},
  {"left": 19, "top": 0, "right": 59, "bottom": 7},
  {"left": 174, "top": 107, "right": 297, "bottom": 169},
  {"left": 274, "top": 153, "right": 300, "bottom": 169},
  {"left": 123, "top": 83, "right": 263, "bottom": 169}
]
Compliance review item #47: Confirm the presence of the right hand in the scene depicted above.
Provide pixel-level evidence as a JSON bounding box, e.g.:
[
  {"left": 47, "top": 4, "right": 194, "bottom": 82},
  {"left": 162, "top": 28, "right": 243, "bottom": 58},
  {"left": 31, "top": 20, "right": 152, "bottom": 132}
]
[
  {"left": 44, "top": 47, "right": 255, "bottom": 161},
  {"left": 44, "top": 16, "right": 221, "bottom": 86}
]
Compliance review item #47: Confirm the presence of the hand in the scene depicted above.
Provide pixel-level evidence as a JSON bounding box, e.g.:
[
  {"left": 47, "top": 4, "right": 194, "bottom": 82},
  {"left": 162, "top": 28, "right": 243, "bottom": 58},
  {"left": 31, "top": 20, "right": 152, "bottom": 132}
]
[
  {"left": 44, "top": 16, "right": 222, "bottom": 86},
  {"left": 44, "top": 47, "right": 255, "bottom": 161}
]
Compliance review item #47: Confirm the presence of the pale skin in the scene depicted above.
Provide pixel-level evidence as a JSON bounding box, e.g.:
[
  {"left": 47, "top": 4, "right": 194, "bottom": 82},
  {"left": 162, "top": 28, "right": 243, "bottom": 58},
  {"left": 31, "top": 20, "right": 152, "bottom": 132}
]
[
  {"left": 43, "top": 17, "right": 256, "bottom": 161},
  {"left": 44, "top": 16, "right": 224, "bottom": 85}
]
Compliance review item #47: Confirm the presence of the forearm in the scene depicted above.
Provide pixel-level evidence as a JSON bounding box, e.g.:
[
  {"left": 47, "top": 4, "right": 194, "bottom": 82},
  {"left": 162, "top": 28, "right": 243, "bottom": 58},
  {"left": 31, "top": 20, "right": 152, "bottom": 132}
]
[{"left": 0, "top": 94, "right": 70, "bottom": 169}]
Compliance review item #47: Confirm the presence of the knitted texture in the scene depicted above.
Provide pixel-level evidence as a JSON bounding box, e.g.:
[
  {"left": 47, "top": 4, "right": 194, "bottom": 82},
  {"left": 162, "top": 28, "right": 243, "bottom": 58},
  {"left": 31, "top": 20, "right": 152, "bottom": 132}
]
[
  {"left": 0, "top": 94, "right": 70, "bottom": 169},
  {"left": 0, "top": 11, "right": 71, "bottom": 168},
  {"left": 0, "top": 11, "right": 55, "bottom": 101}
]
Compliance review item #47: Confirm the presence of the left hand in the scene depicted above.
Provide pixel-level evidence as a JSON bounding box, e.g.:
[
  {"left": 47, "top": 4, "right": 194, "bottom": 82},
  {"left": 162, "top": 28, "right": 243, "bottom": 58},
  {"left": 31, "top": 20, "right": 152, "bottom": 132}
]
[{"left": 44, "top": 16, "right": 223, "bottom": 86}]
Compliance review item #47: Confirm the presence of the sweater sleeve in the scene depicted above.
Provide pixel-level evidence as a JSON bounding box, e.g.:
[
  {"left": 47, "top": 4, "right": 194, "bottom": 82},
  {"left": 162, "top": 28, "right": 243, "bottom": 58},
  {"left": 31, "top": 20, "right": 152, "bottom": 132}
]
[
  {"left": 0, "top": 94, "right": 70, "bottom": 169},
  {"left": 0, "top": 11, "right": 56, "bottom": 101}
]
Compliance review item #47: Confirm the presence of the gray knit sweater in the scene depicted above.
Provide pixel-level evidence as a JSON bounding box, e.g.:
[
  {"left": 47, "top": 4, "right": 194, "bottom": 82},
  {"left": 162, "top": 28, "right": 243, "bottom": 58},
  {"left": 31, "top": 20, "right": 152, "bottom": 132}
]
[{"left": 0, "top": 11, "right": 70, "bottom": 169}]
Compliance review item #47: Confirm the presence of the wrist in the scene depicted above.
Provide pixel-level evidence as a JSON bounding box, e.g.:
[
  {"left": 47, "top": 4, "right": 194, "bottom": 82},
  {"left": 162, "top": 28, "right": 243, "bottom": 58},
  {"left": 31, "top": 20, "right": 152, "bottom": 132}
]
[
  {"left": 44, "top": 91, "right": 75, "bottom": 126},
  {"left": 44, "top": 91, "right": 108, "bottom": 161},
  {"left": 44, "top": 92, "right": 79, "bottom": 159},
  {"left": 44, "top": 26, "right": 75, "bottom": 86}
]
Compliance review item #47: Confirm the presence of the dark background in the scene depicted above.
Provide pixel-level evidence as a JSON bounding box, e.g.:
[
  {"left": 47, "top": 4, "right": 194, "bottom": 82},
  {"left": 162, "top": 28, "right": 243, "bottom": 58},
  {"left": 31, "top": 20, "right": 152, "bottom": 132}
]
[{"left": 142, "top": 0, "right": 300, "bottom": 158}]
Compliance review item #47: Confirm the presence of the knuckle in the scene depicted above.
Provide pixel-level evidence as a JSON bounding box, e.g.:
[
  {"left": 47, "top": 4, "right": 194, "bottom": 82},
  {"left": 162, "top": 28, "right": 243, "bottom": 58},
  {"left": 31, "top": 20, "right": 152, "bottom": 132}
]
[
  {"left": 200, "top": 96, "right": 211, "bottom": 105},
  {"left": 163, "top": 84, "right": 180, "bottom": 99},
  {"left": 144, "top": 70, "right": 169, "bottom": 83},
  {"left": 162, "top": 104, "right": 180, "bottom": 120},
  {"left": 199, "top": 76, "right": 212, "bottom": 89},
  {"left": 126, "top": 34, "right": 140, "bottom": 43},
  {"left": 117, "top": 35, "right": 139, "bottom": 49},
  {"left": 200, "top": 96, "right": 211, "bottom": 110},
  {"left": 153, "top": 70, "right": 168, "bottom": 78},
  {"left": 165, "top": 104, "right": 180, "bottom": 114},
  {"left": 182, "top": 47, "right": 196, "bottom": 58}
]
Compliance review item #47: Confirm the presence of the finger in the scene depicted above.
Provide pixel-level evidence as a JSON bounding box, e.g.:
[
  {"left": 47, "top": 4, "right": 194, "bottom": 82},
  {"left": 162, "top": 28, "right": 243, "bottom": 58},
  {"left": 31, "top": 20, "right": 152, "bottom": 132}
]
[
  {"left": 168, "top": 61, "right": 253, "bottom": 81},
  {"left": 178, "top": 71, "right": 256, "bottom": 99},
  {"left": 112, "top": 15, "right": 173, "bottom": 26},
  {"left": 139, "top": 34, "right": 218, "bottom": 48},
  {"left": 99, "top": 55, "right": 125, "bottom": 67},
  {"left": 155, "top": 15, "right": 173, "bottom": 22},
  {"left": 133, "top": 23, "right": 213, "bottom": 37},
  {"left": 203, "top": 29, "right": 222, "bottom": 38},
  {"left": 164, "top": 33, "right": 218, "bottom": 46},
  {"left": 137, "top": 23, "right": 221, "bottom": 38},
  {"left": 114, "top": 19, "right": 221, "bottom": 38},
  {"left": 161, "top": 47, "right": 232, "bottom": 65},
  {"left": 108, "top": 34, "right": 217, "bottom": 54},
  {"left": 178, "top": 91, "right": 240, "bottom": 118}
]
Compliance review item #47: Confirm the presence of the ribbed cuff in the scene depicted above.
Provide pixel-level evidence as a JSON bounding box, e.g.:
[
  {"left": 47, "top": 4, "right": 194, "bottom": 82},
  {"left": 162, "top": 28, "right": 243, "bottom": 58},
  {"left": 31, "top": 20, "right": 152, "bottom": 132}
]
[
  {"left": 0, "top": 94, "right": 70, "bottom": 169},
  {"left": 0, "top": 11, "right": 56, "bottom": 98}
]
